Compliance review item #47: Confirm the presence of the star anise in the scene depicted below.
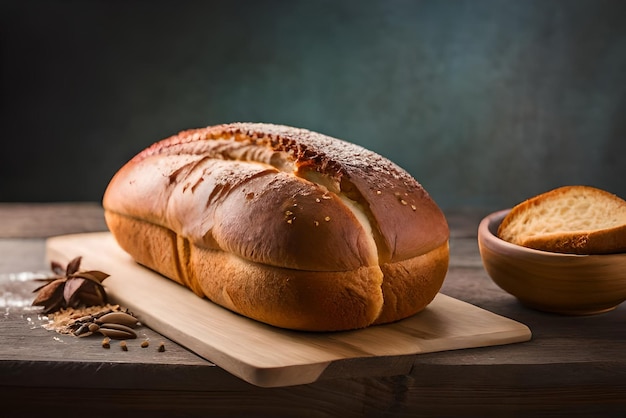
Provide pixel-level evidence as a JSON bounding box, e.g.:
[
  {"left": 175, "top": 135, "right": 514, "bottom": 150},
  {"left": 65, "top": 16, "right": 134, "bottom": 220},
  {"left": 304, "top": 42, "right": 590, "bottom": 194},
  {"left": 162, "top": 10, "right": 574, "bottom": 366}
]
[{"left": 32, "top": 256, "right": 110, "bottom": 314}]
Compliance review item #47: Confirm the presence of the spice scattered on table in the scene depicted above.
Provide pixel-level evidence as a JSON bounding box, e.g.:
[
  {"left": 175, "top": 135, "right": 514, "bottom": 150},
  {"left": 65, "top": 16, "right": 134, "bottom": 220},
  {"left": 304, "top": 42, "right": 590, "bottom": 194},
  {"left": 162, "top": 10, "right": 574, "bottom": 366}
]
[{"left": 29, "top": 255, "right": 170, "bottom": 355}]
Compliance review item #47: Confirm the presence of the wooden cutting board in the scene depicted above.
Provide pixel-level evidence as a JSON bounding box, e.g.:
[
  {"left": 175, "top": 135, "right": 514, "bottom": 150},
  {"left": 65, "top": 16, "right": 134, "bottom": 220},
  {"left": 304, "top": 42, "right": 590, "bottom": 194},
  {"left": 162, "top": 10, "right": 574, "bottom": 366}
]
[{"left": 46, "top": 232, "right": 531, "bottom": 388}]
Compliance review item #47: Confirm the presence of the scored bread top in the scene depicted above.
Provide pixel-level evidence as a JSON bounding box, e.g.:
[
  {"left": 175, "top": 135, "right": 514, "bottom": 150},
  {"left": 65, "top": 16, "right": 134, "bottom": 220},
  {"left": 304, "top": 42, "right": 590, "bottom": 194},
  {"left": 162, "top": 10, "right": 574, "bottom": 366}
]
[
  {"left": 498, "top": 185, "right": 626, "bottom": 254},
  {"left": 103, "top": 123, "right": 449, "bottom": 271}
]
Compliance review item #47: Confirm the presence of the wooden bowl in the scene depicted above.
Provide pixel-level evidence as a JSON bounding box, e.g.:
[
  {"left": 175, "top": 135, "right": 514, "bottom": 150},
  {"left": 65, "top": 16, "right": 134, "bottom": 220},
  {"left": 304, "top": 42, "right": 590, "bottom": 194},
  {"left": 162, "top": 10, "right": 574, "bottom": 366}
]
[{"left": 478, "top": 209, "right": 626, "bottom": 315}]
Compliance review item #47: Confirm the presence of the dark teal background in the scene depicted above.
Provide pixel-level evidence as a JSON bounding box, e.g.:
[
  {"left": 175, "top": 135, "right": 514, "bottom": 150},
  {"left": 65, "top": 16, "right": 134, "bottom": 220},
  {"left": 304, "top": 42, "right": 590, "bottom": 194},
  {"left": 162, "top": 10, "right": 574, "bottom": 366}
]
[{"left": 2, "top": 0, "right": 625, "bottom": 210}]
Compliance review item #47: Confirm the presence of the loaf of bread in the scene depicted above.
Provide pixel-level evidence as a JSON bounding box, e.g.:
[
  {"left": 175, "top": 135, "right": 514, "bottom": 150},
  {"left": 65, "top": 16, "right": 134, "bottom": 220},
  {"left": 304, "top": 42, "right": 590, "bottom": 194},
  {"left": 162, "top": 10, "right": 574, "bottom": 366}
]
[
  {"left": 498, "top": 185, "right": 626, "bottom": 254},
  {"left": 103, "top": 123, "right": 449, "bottom": 331}
]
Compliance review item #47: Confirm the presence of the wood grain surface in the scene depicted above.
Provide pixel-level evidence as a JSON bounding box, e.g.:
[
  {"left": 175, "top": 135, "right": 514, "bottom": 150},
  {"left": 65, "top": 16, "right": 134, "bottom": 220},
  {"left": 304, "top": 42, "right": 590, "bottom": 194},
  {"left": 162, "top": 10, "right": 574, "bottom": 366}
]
[{"left": 1, "top": 204, "right": 625, "bottom": 416}]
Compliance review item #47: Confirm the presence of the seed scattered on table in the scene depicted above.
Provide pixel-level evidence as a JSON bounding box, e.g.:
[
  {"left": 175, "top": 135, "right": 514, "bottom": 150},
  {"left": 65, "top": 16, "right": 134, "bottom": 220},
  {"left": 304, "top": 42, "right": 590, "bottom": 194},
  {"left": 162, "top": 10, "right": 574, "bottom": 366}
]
[
  {"left": 158, "top": 342, "right": 165, "bottom": 352},
  {"left": 141, "top": 340, "right": 150, "bottom": 348},
  {"left": 101, "top": 337, "right": 111, "bottom": 349},
  {"left": 96, "top": 312, "right": 140, "bottom": 328},
  {"left": 120, "top": 341, "right": 128, "bottom": 351}
]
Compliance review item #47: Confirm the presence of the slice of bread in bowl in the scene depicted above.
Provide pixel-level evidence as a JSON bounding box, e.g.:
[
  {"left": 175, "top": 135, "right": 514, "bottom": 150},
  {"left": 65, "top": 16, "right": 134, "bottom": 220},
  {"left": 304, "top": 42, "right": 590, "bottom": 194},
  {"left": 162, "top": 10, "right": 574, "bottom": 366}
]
[{"left": 498, "top": 185, "right": 626, "bottom": 255}]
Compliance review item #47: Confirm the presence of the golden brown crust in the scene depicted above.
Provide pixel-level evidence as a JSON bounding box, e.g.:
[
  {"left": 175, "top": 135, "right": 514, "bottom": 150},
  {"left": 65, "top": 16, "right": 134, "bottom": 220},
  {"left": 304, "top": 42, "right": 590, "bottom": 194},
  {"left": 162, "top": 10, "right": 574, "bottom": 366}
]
[
  {"left": 105, "top": 123, "right": 449, "bottom": 265},
  {"left": 103, "top": 123, "right": 450, "bottom": 331},
  {"left": 105, "top": 211, "right": 447, "bottom": 331},
  {"left": 519, "top": 226, "right": 626, "bottom": 254},
  {"left": 375, "top": 242, "right": 449, "bottom": 325}
]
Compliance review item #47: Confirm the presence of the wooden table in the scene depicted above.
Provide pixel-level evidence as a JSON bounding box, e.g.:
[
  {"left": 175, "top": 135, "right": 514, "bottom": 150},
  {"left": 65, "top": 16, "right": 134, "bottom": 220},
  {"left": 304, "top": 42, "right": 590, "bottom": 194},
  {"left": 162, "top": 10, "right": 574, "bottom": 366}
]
[{"left": 1, "top": 203, "right": 625, "bottom": 417}]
